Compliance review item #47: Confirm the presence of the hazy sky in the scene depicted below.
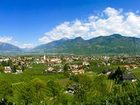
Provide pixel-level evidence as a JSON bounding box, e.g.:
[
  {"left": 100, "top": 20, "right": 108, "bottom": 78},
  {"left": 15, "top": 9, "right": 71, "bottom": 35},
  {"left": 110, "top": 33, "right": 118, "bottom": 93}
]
[{"left": 0, "top": 0, "right": 140, "bottom": 48}]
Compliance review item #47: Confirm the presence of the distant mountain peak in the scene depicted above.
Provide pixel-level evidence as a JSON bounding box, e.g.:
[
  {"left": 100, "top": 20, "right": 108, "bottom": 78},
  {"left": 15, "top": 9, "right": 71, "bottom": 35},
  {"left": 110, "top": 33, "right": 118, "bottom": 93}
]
[
  {"left": 74, "top": 37, "right": 84, "bottom": 41},
  {"left": 0, "top": 42, "right": 21, "bottom": 53},
  {"left": 111, "top": 34, "right": 123, "bottom": 38}
]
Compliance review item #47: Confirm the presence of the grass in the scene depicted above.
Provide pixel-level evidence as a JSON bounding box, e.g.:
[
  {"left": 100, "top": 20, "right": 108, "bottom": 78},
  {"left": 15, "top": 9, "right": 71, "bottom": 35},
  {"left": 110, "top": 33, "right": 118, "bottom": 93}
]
[
  {"left": 0, "top": 63, "right": 67, "bottom": 84},
  {"left": 132, "top": 67, "right": 140, "bottom": 79}
]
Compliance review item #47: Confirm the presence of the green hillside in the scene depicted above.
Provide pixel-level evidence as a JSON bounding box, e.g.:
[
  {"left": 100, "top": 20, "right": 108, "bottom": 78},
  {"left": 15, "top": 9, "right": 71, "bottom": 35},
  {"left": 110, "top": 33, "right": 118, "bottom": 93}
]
[{"left": 34, "top": 34, "right": 140, "bottom": 55}]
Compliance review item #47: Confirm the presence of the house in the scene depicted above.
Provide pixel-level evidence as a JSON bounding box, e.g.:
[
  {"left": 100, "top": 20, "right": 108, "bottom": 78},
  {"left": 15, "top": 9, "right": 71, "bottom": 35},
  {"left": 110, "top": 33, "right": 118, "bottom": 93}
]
[
  {"left": 69, "top": 64, "right": 85, "bottom": 75},
  {"left": 50, "top": 58, "right": 62, "bottom": 64},
  {"left": 57, "top": 69, "right": 63, "bottom": 73},
  {"left": 122, "top": 73, "right": 137, "bottom": 82},
  {"left": 15, "top": 70, "right": 23, "bottom": 74},
  {"left": 124, "top": 65, "right": 130, "bottom": 70},
  {"left": 124, "top": 64, "right": 138, "bottom": 70},
  {"left": 130, "top": 64, "right": 138, "bottom": 69},
  {"left": 82, "top": 61, "right": 90, "bottom": 66},
  {"left": 66, "top": 83, "right": 78, "bottom": 94},
  {"left": 45, "top": 67, "right": 54, "bottom": 73},
  {"left": 71, "top": 69, "right": 85, "bottom": 75},
  {"left": 4, "top": 66, "right": 12, "bottom": 73},
  {"left": 70, "top": 65, "right": 79, "bottom": 70}
]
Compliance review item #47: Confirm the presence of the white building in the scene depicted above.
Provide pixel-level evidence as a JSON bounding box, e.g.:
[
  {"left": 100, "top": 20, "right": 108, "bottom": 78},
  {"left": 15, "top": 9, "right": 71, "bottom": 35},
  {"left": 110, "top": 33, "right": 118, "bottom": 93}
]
[{"left": 4, "top": 66, "right": 12, "bottom": 73}]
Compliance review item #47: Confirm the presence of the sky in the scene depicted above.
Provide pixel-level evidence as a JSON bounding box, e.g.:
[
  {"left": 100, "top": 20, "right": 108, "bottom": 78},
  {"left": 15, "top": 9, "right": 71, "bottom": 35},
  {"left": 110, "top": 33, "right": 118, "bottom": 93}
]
[{"left": 0, "top": 0, "right": 140, "bottom": 48}]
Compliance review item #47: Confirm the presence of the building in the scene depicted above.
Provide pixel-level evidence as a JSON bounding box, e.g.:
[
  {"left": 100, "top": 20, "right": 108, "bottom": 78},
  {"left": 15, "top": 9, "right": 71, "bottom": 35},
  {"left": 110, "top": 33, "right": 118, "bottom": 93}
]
[{"left": 4, "top": 66, "right": 12, "bottom": 73}]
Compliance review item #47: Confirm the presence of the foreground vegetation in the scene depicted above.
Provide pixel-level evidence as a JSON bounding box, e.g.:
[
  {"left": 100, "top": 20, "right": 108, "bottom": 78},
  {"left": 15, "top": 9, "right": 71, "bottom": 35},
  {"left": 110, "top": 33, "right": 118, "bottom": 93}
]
[{"left": 0, "top": 56, "right": 140, "bottom": 105}]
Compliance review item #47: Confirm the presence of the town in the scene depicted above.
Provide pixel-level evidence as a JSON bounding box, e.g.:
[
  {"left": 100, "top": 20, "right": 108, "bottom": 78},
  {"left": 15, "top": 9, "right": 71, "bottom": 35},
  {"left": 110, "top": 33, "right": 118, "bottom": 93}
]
[{"left": 0, "top": 55, "right": 140, "bottom": 75}]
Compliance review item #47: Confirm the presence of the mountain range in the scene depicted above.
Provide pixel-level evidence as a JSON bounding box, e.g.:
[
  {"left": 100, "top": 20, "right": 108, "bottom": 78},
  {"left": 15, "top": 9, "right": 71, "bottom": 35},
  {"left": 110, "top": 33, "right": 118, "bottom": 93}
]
[
  {"left": 0, "top": 42, "right": 21, "bottom": 54},
  {"left": 1, "top": 34, "right": 140, "bottom": 55}
]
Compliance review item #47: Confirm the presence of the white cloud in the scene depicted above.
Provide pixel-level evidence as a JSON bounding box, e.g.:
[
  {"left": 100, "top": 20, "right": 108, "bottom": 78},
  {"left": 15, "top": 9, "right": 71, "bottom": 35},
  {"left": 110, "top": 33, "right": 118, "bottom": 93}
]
[
  {"left": 0, "top": 36, "right": 13, "bottom": 43},
  {"left": 20, "top": 43, "right": 35, "bottom": 49},
  {"left": 39, "top": 7, "right": 140, "bottom": 43},
  {"left": 104, "top": 7, "right": 121, "bottom": 17}
]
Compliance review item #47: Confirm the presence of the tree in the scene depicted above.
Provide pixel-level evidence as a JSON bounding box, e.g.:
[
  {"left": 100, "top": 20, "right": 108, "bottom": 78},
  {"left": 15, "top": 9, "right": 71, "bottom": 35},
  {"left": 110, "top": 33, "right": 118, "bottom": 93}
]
[
  {"left": 74, "top": 74, "right": 93, "bottom": 104},
  {"left": 63, "top": 63, "right": 69, "bottom": 77},
  {"left": 46, "top": 80, "right": 61, "bottom": 105},
  {"left": 0, "top": 66, "right": 4, "bottom": 73},
  {"left": 0, "top": 80, "right": 13, "bottom": 105},
  {"left": 7, "top": 60, "right": 12, "bottom": 67},
  {"left": 21, "top": 65, "right": 25, "bottom": 72},
  {"left": 12, "top": 65, "right": 16, "bottom": 73},
  {"left": 17, "top": 83, "right": 34, "bottom": 105},
  {"left": 108, "top": 67, "right": 123, "bottom": 83},
  {"left": 30, "top": 78, "right": 46, "bottom": 104},
  {"left": 1, "top": 61, "right": 8, "bottom": 66}
]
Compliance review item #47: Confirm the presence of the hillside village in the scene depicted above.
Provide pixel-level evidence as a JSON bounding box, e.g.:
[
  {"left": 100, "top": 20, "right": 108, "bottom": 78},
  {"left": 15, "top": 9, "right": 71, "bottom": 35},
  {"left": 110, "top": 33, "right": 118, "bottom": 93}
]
[{"left": 0, "top": 55, "right": 139, "bottom": 77}]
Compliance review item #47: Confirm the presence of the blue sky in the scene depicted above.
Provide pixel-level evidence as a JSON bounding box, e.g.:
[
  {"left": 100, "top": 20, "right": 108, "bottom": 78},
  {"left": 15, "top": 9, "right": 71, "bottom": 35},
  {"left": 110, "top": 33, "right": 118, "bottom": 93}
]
[{"left": 0, "top": 0, "right": 140, "bottom": 48}]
